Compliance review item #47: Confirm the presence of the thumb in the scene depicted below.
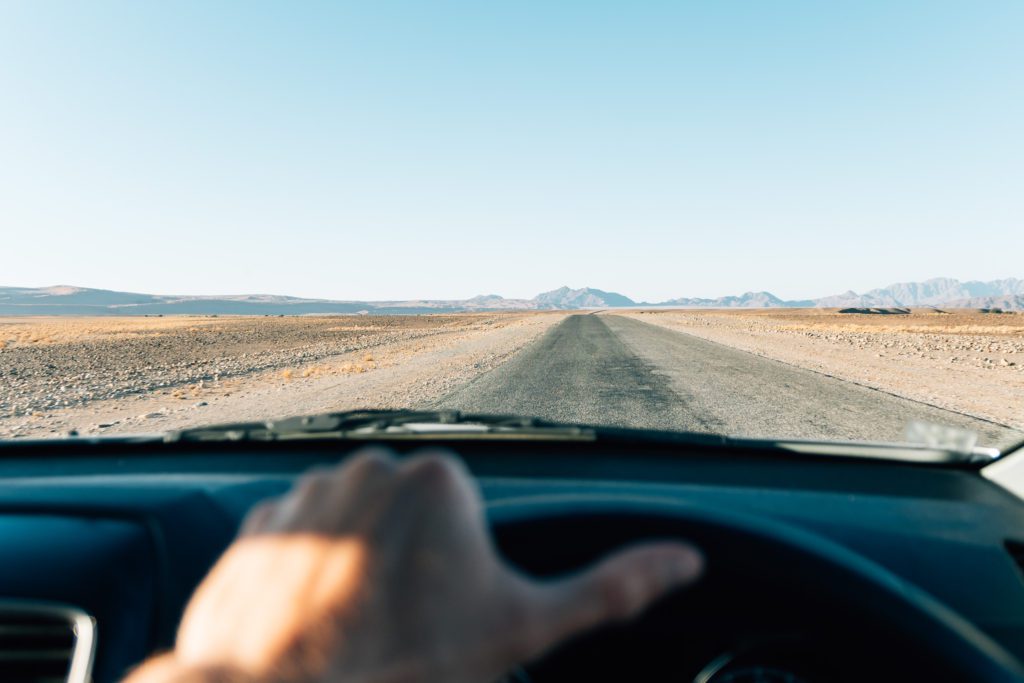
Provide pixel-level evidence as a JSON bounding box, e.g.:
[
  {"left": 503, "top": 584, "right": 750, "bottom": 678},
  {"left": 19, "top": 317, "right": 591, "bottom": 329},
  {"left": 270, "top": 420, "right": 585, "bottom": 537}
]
[{"left": 527, "top": 541, "right": 703, "bottom": 657}]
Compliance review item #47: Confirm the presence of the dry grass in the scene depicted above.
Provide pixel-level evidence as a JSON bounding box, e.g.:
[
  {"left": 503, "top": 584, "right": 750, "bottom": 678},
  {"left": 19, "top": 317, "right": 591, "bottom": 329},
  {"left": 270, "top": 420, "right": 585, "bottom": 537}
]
[
  {"left": 281, "top": 355, "right": 381, "bottom": 382},
  {"left": 0, "top": 313, "right": 522, "bottom": 350},
  {"left": 0, "top": 316, "right": 226, "bottom": 347},
  {"left": 779, "top": 323, "right": 1024, "bottom": 336},
  {"left": 638, "top": 308, "right": 1024, "bottom": 336}
]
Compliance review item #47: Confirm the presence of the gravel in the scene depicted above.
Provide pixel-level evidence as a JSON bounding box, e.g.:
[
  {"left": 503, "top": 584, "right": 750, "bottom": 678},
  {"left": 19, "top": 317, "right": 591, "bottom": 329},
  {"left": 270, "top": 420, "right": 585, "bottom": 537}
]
[
  {"left": 0, "top": 316, "right": 507, "bottom": 418},
  {"left": 0, "top": 313, "right": 562, "bottom": 438}
]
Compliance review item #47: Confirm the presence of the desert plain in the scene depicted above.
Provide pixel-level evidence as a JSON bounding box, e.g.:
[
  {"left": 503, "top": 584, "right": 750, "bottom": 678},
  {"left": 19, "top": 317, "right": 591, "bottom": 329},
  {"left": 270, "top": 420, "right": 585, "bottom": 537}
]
[{"left": 0, "top": 308, "right": 1020, "bottom": 447}]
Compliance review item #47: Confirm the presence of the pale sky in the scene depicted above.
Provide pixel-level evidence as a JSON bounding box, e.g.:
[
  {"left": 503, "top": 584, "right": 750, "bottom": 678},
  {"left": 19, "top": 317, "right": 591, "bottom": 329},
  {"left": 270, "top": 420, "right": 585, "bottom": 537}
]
[{"left": 1, "top": 1, "right": 1021, "bottom": 302}]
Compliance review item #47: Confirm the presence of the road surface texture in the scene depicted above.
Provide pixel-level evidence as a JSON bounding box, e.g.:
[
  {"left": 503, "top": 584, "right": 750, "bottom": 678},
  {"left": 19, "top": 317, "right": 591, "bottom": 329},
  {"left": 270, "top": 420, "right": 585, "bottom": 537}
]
[{"left": 436, "top": 314, "right": 1022, "bottom": 449}]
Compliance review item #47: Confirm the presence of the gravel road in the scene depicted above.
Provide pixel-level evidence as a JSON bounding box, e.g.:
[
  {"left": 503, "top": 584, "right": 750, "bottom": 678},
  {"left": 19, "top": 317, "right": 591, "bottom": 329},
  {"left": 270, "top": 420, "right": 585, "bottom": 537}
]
[
  {"left": 620, "top": 308, "right": 1023, "bottom": 429},
  {"left": 437, "top": 314, "right": 1023, "bottom": 449},
  {"left": 4, "top": 311, "right": 1019, "bottom": 448}
]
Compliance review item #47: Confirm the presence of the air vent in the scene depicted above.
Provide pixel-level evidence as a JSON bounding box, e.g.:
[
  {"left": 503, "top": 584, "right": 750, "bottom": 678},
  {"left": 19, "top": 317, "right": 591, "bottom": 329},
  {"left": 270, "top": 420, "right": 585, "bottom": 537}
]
[{"left": 0, "top": 601, "right": 95, "bottom": 683}]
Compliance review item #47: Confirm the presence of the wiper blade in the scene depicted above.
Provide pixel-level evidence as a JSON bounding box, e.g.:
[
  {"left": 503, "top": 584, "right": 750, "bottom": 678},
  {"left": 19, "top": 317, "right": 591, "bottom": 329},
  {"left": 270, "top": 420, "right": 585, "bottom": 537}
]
[
  {"left": 747, "top": 438, "right": 1000, "bottom": 465},
  {"left": 162, "top": 409, "right": 1000, "bottom": 465},
  {"left": 164, "top": 410, "right": 595, "bottom": 443}
]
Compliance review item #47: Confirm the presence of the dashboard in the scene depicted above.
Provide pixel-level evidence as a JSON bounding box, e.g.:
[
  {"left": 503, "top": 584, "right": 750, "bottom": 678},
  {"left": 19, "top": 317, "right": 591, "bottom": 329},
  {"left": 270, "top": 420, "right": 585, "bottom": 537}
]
[{"left": 2, "top": 436, "right": 1024, "bottom": 682}]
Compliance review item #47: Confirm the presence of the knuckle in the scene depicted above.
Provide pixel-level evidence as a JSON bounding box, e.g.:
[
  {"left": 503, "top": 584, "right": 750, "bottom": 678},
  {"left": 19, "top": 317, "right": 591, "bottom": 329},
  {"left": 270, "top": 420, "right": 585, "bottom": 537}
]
[
  {"left": 295, "top": 472, "right": 325, "bottom": 496},
  {"left": 509, "top": 601, "right": 548, "bottom": 658},
  {"left": 597, "top": 574, "right": 640, "bottom": 621},
  {"left": 240, "top": 501, "right": 276, "bottom": 534},
  {"left": 403, "top": 453, "right": 463, "bottom": 491},
  {"left": 347, "top": 450, "right": 397, "bottom": 481}
]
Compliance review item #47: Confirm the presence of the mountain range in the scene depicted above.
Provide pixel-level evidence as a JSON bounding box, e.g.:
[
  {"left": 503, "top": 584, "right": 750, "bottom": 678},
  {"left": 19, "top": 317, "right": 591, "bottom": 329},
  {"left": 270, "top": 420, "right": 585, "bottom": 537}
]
[{"left": 1, "top": 278, "right": 1021, "bottom": 315}]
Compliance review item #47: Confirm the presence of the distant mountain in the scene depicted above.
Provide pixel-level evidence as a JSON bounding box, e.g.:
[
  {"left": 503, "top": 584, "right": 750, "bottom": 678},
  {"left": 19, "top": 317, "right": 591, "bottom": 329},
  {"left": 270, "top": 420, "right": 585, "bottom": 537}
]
[
  {"left": 944, "top": 295, "right": 1024, "bottom": 311},
  {"left": 532, "top": 287, "right": 636, "bottom": 309},
  {"left": 0, "top": 284, "right": 635, "bottom": 315},
  {"left": 809, "top": 278, "right": 1024, "bottom": 308},
  {"left": 0, "top": 285, "right": 164, "bottom": 307},
  {"left": 658, "top": 291, "right": 814, "bottom": 308},
  {"left": 656, "top": 278, "right": 1024, "bottom": 310},
  {"left": 1, "top": 278, "right": 1021, "bottom": 315},
  {"left": 0, "top": 286, "right": 371, "bottom": 316}
]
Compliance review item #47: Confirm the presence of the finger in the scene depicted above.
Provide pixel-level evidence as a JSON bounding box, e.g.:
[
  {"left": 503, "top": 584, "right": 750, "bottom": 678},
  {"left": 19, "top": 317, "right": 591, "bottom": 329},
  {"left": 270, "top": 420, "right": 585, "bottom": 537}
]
[
  {"left": 397, "top": 451, "right": 488, "bottom": 544},
  {"left": 271, "top": 449, "right": 399, "bottom": 533},
  {"left": 318, "top": 449, "right": 400, "bottom": 532},
  {"left": 398, "top": 450, "right": 482, "bottom": 511},
  {"left": 264, "top": 472, "right": 334, "bottom": 531},
  {"left": 329, "top": 447, "right": 399, "bottom": 505},
  {"left": 239, "top": 500, "right": 278, "bottom": 536},
  {"left": 528, "top": 541, "right": 703, "bottom": 657},
  {"left": 337, "top": 447, "right": 398, "bottom": 479},
  {"left": 387, "top": 451, "right": 494, "bottom": 575}
]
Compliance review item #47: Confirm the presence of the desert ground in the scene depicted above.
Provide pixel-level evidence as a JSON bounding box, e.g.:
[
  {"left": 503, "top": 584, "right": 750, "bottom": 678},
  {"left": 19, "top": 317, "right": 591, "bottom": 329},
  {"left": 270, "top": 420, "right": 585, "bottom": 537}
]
[
  {"left": 0, "top": 309, "right": 1021, "bottom": 448},
  {"left": 0, "top": 313, "right": 564, "bottom": 438}
]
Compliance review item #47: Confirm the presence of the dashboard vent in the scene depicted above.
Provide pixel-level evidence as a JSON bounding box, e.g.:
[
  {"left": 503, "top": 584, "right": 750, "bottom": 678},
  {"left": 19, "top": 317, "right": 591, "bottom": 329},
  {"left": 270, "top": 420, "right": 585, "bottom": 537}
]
[{"left": 0, "top": 601, "right": 96, "bottom": 683}]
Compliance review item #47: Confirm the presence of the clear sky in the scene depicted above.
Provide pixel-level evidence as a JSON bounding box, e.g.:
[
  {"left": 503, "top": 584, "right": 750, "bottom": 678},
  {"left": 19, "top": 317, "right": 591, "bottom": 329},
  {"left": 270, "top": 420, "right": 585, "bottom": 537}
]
[{"left": 1, "top": 1, "right": 1021, "bottom": 302}]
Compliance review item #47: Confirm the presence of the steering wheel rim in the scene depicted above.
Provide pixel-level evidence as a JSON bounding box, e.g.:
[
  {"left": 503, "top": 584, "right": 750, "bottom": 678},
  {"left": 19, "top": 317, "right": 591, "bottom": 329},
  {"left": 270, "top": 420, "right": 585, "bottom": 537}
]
[{"left": 487, "top": 495, "right": 1024, "bottom": 682}]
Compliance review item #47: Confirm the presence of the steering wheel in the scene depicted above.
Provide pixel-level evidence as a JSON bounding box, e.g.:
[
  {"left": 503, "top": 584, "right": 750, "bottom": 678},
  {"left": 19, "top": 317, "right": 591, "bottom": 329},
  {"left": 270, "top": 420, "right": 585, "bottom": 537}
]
[{"left": 488, "top": 496, "right": 1024, "bottom": 683}]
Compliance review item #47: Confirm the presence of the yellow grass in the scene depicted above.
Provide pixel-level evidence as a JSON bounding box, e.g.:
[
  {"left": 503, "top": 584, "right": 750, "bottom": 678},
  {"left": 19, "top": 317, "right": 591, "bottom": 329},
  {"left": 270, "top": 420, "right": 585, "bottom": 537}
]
[
  {"left": 0, "top": 313, "right": 531, "bottom": 349},
  {"left": 0, "top": 316, "right": 226, "bottom": 346},
  {"left": 641, "top": 309, "right": 1024, "bottom": 337}
]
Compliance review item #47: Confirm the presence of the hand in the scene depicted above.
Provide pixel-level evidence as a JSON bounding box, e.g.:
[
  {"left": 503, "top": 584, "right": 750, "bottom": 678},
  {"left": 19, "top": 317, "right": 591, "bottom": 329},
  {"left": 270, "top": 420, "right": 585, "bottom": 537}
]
[{"left": 128, "top": 448, "right": 703, "bottom": 683}]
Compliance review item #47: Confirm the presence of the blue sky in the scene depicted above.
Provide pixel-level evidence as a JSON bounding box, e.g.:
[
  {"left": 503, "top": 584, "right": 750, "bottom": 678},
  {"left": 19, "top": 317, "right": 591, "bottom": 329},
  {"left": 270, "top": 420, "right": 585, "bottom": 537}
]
[{"left": 1, "top": 1, "right": 1021, "bottom": 302}]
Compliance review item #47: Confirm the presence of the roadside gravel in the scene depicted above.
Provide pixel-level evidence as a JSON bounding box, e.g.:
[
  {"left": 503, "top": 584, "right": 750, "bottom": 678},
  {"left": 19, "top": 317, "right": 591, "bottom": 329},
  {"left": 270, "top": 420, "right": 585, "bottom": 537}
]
[{"left": 0, "top": 313, "right": 562, "bottom": 438}]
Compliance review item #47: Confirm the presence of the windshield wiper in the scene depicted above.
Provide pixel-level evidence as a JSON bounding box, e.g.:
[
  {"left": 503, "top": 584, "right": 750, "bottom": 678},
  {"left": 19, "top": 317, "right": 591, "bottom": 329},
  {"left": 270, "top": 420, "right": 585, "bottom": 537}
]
[
  {"left": 161, "top": 409, "right": 1000, "bottom": 465},
  {"left": 164, "top": 410, "right": 597, "bottom": 443}
]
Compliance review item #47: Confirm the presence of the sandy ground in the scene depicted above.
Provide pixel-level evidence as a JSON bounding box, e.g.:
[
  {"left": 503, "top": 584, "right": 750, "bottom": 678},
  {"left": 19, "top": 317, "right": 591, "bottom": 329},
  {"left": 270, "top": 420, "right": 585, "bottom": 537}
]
[
  {"left": 3, "top": 308, "right": 1020, "bottom": 440},
  {"left": 0, "top": 313, "right": 563, "bottom": 438},
  {"left": 618, "top": 309, "right": 1023, "bottom": 430}
]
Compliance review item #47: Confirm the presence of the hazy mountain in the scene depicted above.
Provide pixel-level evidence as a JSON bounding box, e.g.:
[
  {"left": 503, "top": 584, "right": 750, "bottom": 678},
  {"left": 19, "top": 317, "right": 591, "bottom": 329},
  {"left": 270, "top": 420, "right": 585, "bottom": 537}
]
[
  {"left": 811, "top": 290, "right": 882, "bottom": 308},
  {"left": 658, "top": 291, "right": 813, "bottom": 308},
  {"left": 0, "top": 285, "right": 165, "bottom": 307},
  {"left": 0, "top": 286, "right": 371, "bottom": 316},
  {"left": 944, "top": 295, "right": 1024, "bottom": 311},
  {"left": 661, "top": 278, "right": 1024, "bottom": 310},
  {"left": 813, "top": 278, "right": 1024, "bottom": 308},
  {"left": 1, "top": 278, "right": 1021, "bottom": 314},
  {"left": 531, "top": 287, "right": 636, "bottom": 309},
  {"left": 0, "top": 285, "right": 635, "bottom": 315}
]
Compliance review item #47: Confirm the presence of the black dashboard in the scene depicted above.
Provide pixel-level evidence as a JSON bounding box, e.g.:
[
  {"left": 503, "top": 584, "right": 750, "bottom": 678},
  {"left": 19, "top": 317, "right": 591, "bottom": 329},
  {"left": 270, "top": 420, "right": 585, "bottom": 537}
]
[{"left": 2, "top": 436, "right": 1024, "bottom": 682}]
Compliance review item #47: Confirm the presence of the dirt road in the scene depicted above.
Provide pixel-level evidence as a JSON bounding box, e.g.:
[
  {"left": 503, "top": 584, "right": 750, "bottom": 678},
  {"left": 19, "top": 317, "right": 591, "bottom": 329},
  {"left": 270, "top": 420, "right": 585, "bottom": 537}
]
[
  {"left": 437, "top": 314, "right": 1022, "bottom": 449},
  {"left": 2, "top": 310, "right": 1020, "bottom": 450}
]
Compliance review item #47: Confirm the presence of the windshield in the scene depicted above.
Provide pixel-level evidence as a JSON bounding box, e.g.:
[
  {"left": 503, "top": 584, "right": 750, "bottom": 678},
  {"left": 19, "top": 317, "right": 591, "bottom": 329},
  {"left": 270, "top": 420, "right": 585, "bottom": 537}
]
[{"left": 1, "top": 3, "right": 1022, "bottom": 452}]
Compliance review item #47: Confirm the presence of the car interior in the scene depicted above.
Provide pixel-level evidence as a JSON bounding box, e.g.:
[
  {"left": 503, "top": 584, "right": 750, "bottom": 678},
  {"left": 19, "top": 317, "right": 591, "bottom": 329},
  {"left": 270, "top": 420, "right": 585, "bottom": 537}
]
[{"left": 3, "top": 420, "right": 1024, "bottom": 683}]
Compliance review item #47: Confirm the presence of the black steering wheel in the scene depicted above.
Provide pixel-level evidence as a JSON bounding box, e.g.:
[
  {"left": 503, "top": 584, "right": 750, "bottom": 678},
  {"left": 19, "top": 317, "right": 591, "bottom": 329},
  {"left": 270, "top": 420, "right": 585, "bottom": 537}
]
[{"left": 488, "top": 496, "right": 1024, "bottom": 682}]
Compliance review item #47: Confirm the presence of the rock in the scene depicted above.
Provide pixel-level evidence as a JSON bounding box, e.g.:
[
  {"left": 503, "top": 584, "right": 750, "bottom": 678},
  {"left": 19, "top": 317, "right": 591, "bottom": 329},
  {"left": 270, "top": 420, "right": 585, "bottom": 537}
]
[{"left": 193, "top": 401, "right": 208, "bottom": 408}]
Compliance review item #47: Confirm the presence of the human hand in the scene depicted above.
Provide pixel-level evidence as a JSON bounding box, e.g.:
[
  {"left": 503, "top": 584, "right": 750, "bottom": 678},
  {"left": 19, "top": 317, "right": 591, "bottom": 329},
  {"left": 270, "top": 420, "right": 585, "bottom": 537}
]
[{"left": 129, "top": 448, "right": 703, "bottom": 683}]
